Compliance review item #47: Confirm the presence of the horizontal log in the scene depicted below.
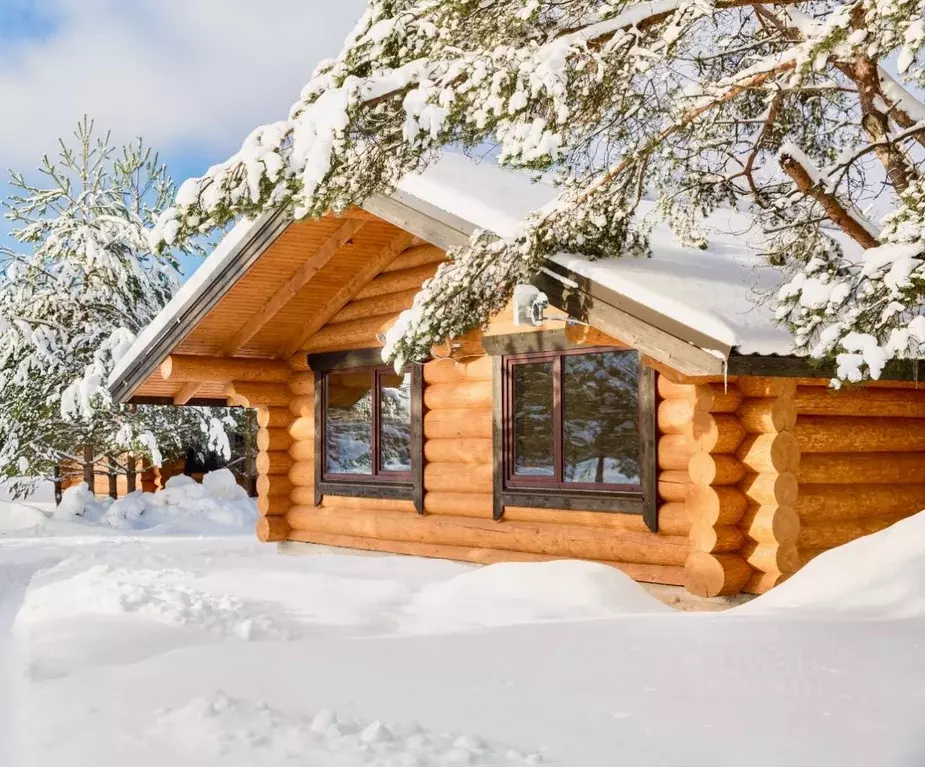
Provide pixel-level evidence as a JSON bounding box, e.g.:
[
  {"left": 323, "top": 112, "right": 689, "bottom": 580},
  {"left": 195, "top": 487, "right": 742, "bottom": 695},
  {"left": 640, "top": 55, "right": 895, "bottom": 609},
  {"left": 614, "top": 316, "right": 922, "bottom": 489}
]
[
  {"left": 424, "top": 381, "right": 493, "bottom": 410},
  {"left": 740, "top": 472, "right": 798, "bottom": 506},
  {"left": 658, "top": 434, "right": 695, "bottom": 471},
  {"left": 798, "top": 548, "right": 826, "bottom": 566},
  {"left": 286, "top": 506, "right": 690, "bottom": 566},
  {"left": 739, "top": 504, "right": 800, "bottom": 546},
  {"left": 303, "top": 316, "right": 392, "bottom": 353},
  {"left": 320, "top": 495, "right": 416, "bottom": 512},
  {"left": 424, "top": 438, "right": 493, "bottom": 465},
  {"left": 685, "top": 485, "right": 747, "bottom": 526},
  {"left": 382, "top": 244, "right": 445, "bottom": 273},
  {"left": 288, "top": 417, "right": 314, "bottom": 442},
  {"left": 256, "top": 474, "right": 292, "bottom": 498},
  {"left": 794, "top": 386, "right": 925, "bottom": 418},
  {"left": 256, "top": 515, "right": 290, "bottom": 543},
  {"left": 657, "top": 399, "right": 694, "bottom": 435},
  {"left": 684, "top": 552, "right": 752, "bottom": 597},
  {"left": 738, "top": 397, "right": 797, "bottom": 433},
  {"left": 736, "top": 432, "right": 800, "bottom": 474},
  {"left": 503, "top": 503, "right": 691, "bottom": 536},
  {"left": 288, "top": 440, "right": 314, "bottom": 462},
  {"left": 797, "top": 514, "right": 907, "bottom": 550},
  {"left": 685, "top": 412, "right": 746, "bottom": 454},
  {"left": 258, "top": 407, "right": 293, "bottom": 430},
  {"left": 743, "top": 570, "right": 789, "bottom": 595},
  {"left": 257, "top": 451, "right": 294, "bottom": 476},
  {"left": 735, "top": 378, "right": 797, "bottom": 398},
  {"left": 257, "top": 428, "right": 292, "bottom": 453},
  {"left": 798, "top": 452, "right": 925, "bottom": 484},
  {"left": 657, "top": 380, "right": 742, "bottom": 412},
  {"left": 688, "top": 453, "right": 746, "bottom": 486},
  {"left": 330, "top": 289, "right": 419, "bottom": 325},
  {"left": 161, "top": 355, "right": 291, "bottom": 383},
  {"left": 288, "top": 461, "right": 314, "bottom": 487},
  {"left": 289, "top": 395, "right": 314, "bottom": 418},
  {"left": 424, "top": 408, "right": 493, "bottom": 439},
  {"left": 797, "top": 484, "right": 925, "bottom": 521},
  {"left": 257, "top": 495, "right": 290, "bottom": 517},
  {"left": 742, "top": 541, "right": 800, "bottom": 574},
  {"left": 287, "top": 373, "right": 315, "bottom": 396},
  {"left": 226, "top": 382, "right": 292, "bottom": 408},
  {"left": 658, "top": 471, "right": 691, "bottom": 502},
  {"left": 286, "top": 530, "right": 686, "bottom": 585},
  {"left": 424, "top": 492, "right": 494, "bottom": 518},
  {"left": 354, "top": 264, "right": 439, "bottom": 300},
  {"left": 689, "top": 523, "right": 745, "bottom": 554},
  {"left": 424, "top": 463, "right": 493, "bottom": 493},
  {"left": 657, "top": 378, "right": 695, "bottom": 401},
  {"left": 795, "top": 416, "right": 925, "bottom": 453},
  {"left": 423, "top": 356, "right": 492, "bottom": 384}
]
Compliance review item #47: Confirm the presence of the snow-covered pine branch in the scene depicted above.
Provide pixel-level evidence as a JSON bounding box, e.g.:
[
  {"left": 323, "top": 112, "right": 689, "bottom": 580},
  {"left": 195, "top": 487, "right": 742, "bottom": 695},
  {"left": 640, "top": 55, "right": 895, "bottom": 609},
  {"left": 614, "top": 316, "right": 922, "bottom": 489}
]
[{"left": 153, "top": 0, "right": 925, "bottom": 380}]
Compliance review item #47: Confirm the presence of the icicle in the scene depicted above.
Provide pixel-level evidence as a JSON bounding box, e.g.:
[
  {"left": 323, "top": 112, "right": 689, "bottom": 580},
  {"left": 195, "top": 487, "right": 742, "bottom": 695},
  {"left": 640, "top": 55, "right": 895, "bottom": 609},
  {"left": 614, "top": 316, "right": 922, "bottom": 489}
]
[{"left": 722, "top": 356, "right": 728, "bottom": 393}]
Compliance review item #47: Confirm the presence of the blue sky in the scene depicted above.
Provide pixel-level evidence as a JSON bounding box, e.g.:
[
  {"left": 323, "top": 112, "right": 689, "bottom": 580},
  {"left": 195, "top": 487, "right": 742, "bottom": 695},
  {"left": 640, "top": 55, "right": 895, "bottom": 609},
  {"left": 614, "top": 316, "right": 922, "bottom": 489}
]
[{"left": 0, "top": 0, "right": 366, "bottom": 278}]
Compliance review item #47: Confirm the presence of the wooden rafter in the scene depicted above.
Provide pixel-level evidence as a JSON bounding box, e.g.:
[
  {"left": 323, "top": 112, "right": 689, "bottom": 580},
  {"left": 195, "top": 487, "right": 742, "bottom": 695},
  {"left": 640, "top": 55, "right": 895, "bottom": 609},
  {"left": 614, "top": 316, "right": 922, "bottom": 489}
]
[
  {"left": 278, "top": 230, "right": 416, "bottom": 360},
  {"left": 173, "top": 381, "right": 203, "bottom": 405}
]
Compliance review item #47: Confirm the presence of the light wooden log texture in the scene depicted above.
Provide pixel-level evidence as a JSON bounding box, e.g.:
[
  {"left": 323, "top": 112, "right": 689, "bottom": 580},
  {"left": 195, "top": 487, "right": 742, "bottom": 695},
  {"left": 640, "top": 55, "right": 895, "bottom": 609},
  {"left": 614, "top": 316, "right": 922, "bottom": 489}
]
[
  {"left": 658, "top": 472, "right": 691, "bottom": 502},
  {"left": 685, "top": 412, "right": 746, "bottom": 454},
  {"left": 684, "top": 552, "right": 752, "bottom": 597},
  {"left": 289, "top": 395, "right": 314, "bottom": 418},
  {"left": 658, "top": 434, "right": 696, "bottom": 471},
  {"left": 738, "top": 398, "right": 798, "bottom": 433},
  {"left": 798, "top": 514, "right": 908, "bottom": 550},
  {"left": 424, "top": 438, "right": 493, "bottom": 465},
  {"left": 302, "top": 315, "right": 393, "bottom": 353},
  {"left": 288, "top": 373, "right": 315, "bottom": 396},
  {"left": 798, "top": 548, "right": 826, "bottom": 566},
  {"left": 258, "top": 407, "right": 293, "bottom": 430},
  {"left": 657, "top": 399, "right": 694, "bottom": 435},
  {"left": 649, "top": 362, "right": 730, "bottom": 386},
  {"left": 424, "top": 463, "right": 493, "bottom": 493},
  {"left": 744, "top": 570, "right": 789, "bottom": 594},
  {"left": 354, "top": 264, "right": 439, "bottom": 301},
  {"left": 320, "top": 496, "right": 417, "bottom": 513},
  {"left": 288, "top": 441, "right": 314, "bottom": 462},
  {"left": 740, "top": 472, "right": 798, "bottom": 506},
  {"left": 424, "top": 492, "right": 494, "bottom": 518},
  {"left": 381, "top": 244, "right": 445, "bottom": 273},
  {"left": 795, "top": 416, "right": 925, "bottom": 452},
  {"left": 257, "top": 495, "right": 290, "bottom": 517},
  {"left": 286, "top": 506, "right": 690, "bottom": 566},
  {"left": 256, "top": 451, "right": 294, "bottom": 476},
  {"left": 173, "top": 381, "right": 204, "bottom": 405},
  {"left": 736, "top": 432, "right": 801, "bottom": 474},
  {"left": 688, "top": 453, "right": 746, "bottom": 486},
  {"left": 257, "top": 428, "right": 292, "bottom": 453},
  {"left": 289, "top": 486, "right": 315, "bottom": 506},
  {"left": 794, "top": 386, "right": 925, "bottom": 417},
  {"left": 503, "top": 503, "right": 691, "bottom": 537},
  {"left": 257, "top": 474, "right": 292, "bottom": 498},
  {"left": 424, "top": 408, "right": 493, "bottom": 439},
  {"left": 423, "top": 356, "right": 493, "bottom": 384},
  {"left": 287, "top": 530, "right": 687, "bottom": 585},
  {"left": 798, "top": 452, "right": 925, "bottom": 484},
  {"left": 256, "top": 515, "right": 290, "bottom": 543},
  {"left": 161, "top": 355, "right": 291, "bottom": 383},
  {"left": 288, "top": 417, "right": 314, "bottom": 442},
  {"left": 735, "top": 378, "right": 797, "bottom": 398},
  {"left": 742, "top": 541, "right": 800, "bottom": 574},
  {"left": 689, "top": 522, "right": 745, "bottom": 554},
  {"left": 288, "top": 461, "right": 314, "bottom": 487},
  {"left": 797, "top": 484, "right": 925, "bottom": 521},
  {"left": 424, "top": 381, "right": 493, "bottom": 410},
  {"left": 225, "top": 382, "right": 292, "bottom": 408},
  {"left": 685, "top": 485, "right": 748, "bottom": 526},
  {"left": 739, "top": 504, "right": 800, "bottom": 545},
  {"left": 563, "top": 324, "right": 628, "bottom": 348},
  {"left": 330, "top": 289, "right": 418, "bottom": 325},
  {"left": 657, "top": 379, "right": 743, "bottom": 412}
]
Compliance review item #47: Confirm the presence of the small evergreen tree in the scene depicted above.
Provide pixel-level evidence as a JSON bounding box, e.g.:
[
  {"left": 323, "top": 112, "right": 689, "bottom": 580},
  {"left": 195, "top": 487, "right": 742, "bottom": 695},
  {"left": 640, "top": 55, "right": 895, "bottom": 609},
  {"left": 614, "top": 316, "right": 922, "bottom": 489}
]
[{"left": 0, "top": 119, "right": 242, "bottom": 494}]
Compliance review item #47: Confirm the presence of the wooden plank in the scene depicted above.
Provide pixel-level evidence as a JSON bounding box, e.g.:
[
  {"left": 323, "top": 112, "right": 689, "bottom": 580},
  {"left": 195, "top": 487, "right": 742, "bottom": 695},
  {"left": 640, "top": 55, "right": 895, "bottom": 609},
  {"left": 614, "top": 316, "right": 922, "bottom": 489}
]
[
  {"left": 280, "top": 230, "right": 415, "bottom": 359},
  {"left": 225, "top": 218, "right": 367, "bottom": 353},
  {"left": 307, "top": 348, "right": 388, "bottom": 372},
  {"left": 481, "top": 328, "right": 627, "bottom": 356},
  {"left": 173, "top": 381, "right": 205, "bottom": 405},
  {"left": 362, "top": 193, "right": 472, "bottom": 251}
]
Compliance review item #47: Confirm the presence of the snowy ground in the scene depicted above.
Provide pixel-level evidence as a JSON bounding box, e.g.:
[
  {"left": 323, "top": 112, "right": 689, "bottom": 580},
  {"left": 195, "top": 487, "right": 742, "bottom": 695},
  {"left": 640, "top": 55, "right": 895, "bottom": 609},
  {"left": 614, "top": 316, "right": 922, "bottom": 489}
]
[{"left": 2, "top": 478, "right": 925, "bottom": 766}]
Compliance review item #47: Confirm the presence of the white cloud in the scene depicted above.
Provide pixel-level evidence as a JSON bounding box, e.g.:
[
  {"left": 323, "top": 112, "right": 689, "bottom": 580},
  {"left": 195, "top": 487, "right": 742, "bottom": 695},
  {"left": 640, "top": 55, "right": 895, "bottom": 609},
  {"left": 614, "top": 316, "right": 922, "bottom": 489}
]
[{"left": 0, "top": 0, "right": 367, "bottom": 169}]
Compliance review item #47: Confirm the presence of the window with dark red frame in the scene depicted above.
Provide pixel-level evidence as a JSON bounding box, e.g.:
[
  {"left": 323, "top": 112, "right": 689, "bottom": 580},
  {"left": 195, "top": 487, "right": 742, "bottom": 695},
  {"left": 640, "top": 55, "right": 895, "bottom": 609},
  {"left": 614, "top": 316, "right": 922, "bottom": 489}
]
[
  {"left": 499, "top": 348, "right": 656, "bottom": 523},
  {"left": 322, "top": 366, "right": 413, "bottom": 482}
]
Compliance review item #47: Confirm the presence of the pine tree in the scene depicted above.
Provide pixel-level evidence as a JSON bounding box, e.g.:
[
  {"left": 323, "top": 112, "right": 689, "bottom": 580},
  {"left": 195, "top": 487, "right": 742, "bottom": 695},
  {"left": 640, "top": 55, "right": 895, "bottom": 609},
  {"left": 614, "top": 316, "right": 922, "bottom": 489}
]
[
  {"left": 151, "top": 0, "right": 925, "bottom": 381},
  {"left": 0, "top": 118, "right": 241, "bottom": 494}
]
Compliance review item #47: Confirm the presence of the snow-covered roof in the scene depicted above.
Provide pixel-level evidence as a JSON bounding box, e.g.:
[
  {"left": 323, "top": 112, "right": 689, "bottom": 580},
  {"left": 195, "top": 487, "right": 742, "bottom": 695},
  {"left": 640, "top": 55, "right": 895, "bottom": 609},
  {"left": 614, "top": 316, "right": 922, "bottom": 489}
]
[{"left": 399, "top": 152, "right": 795, "bottom": 356}]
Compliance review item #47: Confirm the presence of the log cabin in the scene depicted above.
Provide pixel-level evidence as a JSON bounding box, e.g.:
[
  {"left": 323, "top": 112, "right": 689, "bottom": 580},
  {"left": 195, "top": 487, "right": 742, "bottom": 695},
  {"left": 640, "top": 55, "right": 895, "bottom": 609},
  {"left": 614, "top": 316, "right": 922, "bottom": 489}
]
[{"left": 108, "top": 153, "right": 925, "bottom": 598}]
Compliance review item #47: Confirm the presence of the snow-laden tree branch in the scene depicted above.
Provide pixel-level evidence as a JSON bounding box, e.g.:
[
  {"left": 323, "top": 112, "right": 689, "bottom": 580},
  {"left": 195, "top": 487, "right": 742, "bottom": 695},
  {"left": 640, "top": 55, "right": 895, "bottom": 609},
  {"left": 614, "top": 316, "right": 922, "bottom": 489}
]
[{"left": 152, "top": 0, "right": 925, "bottom": 381}]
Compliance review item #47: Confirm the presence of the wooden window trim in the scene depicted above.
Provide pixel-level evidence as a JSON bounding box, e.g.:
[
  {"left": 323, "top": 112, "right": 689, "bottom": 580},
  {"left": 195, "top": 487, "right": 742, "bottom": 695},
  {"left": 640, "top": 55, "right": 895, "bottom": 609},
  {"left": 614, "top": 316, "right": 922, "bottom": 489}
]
[
  {"left": 313, "top": 360, "right": 424, "bottom": 513},
  {"left": 491, "top": 348, "right": 658, "bottom": 531}
]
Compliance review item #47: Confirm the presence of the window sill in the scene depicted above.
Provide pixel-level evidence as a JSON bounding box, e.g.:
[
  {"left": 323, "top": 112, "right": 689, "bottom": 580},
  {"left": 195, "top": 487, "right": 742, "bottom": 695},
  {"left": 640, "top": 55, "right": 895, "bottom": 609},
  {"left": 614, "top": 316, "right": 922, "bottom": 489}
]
[
  {"left": 318, "top": 480, "right": 416, "bottom": 504},
  {"left": 499, "top": 488, "right": 646, "bottom": 516}
]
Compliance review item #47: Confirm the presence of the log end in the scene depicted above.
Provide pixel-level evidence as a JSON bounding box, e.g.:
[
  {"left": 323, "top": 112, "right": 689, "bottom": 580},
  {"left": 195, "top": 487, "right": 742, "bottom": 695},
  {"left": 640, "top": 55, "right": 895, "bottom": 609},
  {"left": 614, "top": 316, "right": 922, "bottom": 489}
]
[
  {"left": 684, "top": 552, "right": 752, "bottom": 597},
  {"left": 256, "top": 515, "right": 290, "bottom": 543}
]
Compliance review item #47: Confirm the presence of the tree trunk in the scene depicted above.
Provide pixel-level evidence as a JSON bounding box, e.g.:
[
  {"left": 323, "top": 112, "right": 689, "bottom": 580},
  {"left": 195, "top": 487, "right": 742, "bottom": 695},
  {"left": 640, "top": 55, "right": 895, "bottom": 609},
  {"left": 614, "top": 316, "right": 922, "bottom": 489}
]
[
  {"left": 107, "top": 455, "right": 118, "bottom": 499},
  {"left": 83, "top": 444, "right": 94, "bottom": 489},
  {"left": 126, "top": 454, "right": 137, "bottom": 493}
]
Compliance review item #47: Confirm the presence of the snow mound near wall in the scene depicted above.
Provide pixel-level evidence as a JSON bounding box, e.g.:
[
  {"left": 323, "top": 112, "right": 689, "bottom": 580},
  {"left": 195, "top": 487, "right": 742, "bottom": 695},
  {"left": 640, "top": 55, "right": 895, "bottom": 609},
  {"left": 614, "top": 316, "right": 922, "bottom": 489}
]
[
  {"left": 0, "top": 501, "right": 47, "bottom": 533},
  {"left": 739, "top": 509, "right": 925, "bottom": 619},
  {"left": 51, "top": 469, "right": 256, "bottom": 535},
  {"left": 403, "top": 559, "right": 669, "bottom": 632}
]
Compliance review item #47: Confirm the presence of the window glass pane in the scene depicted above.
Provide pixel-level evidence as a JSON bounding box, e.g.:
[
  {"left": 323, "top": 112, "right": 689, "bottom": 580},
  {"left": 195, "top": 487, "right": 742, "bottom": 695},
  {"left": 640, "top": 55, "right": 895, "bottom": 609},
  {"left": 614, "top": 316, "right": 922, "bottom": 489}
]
[
  {"left": 563, "top": 351, "right": 640, "bottom": 486},
  {"left": 511, "top": 361, "right": 555, "bottom": 477},
  {"left": 325, "top": 370, "right": 373, "bottom": 475},
  {"left": 379, "top": 370, "right": 412, "bottom": 472}
]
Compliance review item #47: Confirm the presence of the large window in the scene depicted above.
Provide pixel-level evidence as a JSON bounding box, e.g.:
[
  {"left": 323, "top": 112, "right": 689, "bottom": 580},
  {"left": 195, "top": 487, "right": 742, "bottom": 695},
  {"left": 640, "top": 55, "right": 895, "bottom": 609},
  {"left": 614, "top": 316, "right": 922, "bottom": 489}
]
[
  {"left": 497, "top": 346, "right": 656, "bottom": 527},
  {"left": 312, "top": 351, "right": 423, "bottom": 511}
]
